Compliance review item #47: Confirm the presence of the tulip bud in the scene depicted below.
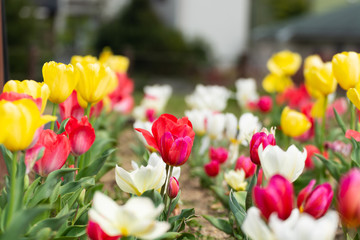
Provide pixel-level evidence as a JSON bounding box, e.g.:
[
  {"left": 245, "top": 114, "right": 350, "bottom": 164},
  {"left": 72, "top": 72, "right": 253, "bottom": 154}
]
[
  {"left": 204, "top": 161, "right": 220, "bottom": 177},
  {"left": 267, "top": 50, "right": 302, "bottom": 76},
  {"left": 297, "top": 180, "right": 333, "bottom": 218},
  {"left": 224, "top": 170, "right": 247, "bottom": 191},
  {"left": 338, "top": 169, "right": 360, "bottom": 228},
  {"left": 87, "top": 221, "right": 121, "bottom": 240},
  {"left": 209, "top": 146, "right": 228, "bottom": 164},
  {"left": 249, "top": 130, "right": 276, "bottom": 165},
  {"left": 168, "top": 177, "right": 179, "bottom": 199},
  {"left": 235, "top": 156, "right": 256, "bottom": 178},
  {"left": 332, "top": 51, "right": 360, "bottom": 90},
  {"left": 254, "top": 174, "right": 294, "bottom": 221},
  {"left": 257, "top": 96, "right": 273, "bottom": 113},
  {"left": 281, "top": 107, "right": 312, "bottom": 137}
]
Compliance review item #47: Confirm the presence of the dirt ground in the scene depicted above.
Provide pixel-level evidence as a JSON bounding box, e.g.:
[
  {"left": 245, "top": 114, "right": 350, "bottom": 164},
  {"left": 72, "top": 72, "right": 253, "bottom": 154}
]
[{"left": 101, "top": 128, "right": 233, "bottom": 239}]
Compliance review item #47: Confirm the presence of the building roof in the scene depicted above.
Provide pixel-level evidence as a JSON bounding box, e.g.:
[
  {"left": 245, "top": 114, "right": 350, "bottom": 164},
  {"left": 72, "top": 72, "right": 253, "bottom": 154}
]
[{"left": 252, "top": 3, "right": 360, "bottom": 44}]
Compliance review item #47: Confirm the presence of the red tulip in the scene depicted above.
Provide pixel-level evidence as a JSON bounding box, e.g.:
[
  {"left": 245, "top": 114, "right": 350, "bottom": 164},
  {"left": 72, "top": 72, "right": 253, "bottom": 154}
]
[
  {"left": 108, "top": 73, "right": 134, "bottom": 114},
  {"left": 87, "top": 221, "right": 121, "bottom": 240},
  {"left": 59, "top": 90, "right": 84, "bottom": 121},
  {"left": 338, "top": 169, "right": 360, "bottom": 228},
  {"left": 0, "top": 92, "right": 42, "bottom": 111},
  {"left": 326, "top": 97, "right": 347, "bottom": 118},
  {"left": 254, "top": 174, "right": 294, "bottom": 220},
  {"left": 235, "top": 156, "right": 256, "bottom": 178},
  {"left": 135, "top": 114, "right": 195, "bottom": 166},
  {"left": 209, "top": 146, "right": 228, "bottom": 164},
  {"left": 65, "top": 116, "right": 96, "bottom": 156},
  {"left": 204, "top": 161, "right": 220, "bottom": 177},
  {"left": 249, "top": 131, "right": 276, "bottom": 165},
  {"left": 257, "top": 96, "right": 273, "bottom": 113},
  {"left": 168, "top": 176, "right": 179, "bottom": 199},
  {"left": 304, "top": 145, "right": 320, "bottom": 169},
  {"left": 297, "top": 180, "right": 333, "bottom": 218},
  {"left": 257, "top": 169, "right": 263, "bottom": 185},
  {"left": 26, "top": 129, "right": 71, "bottom": 176}
]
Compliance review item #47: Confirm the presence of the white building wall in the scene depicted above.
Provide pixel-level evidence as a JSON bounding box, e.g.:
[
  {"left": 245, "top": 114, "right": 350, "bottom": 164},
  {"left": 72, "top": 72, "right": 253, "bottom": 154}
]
[{"left": 174, "top": 0, "right": 251, "bottom": 69}]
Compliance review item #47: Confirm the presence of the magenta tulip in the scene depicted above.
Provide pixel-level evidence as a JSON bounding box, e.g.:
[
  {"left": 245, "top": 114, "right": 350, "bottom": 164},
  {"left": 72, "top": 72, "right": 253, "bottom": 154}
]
[
  {"left": 249, "top": 131, "right": 276, "bottom": 165},
  {"left": 209, "top": 146, "right": 228, "bottom": 164},
  {"left": 87, "top": 221, "right": 121, "bottom": 240},
  {"left": 168, "top": 176, "right": 180, "bottom": 199},
  {"left": 204, "top": 161, "right": 220, "bottom": 177},
  {"left": 257, "top": 96, "right": 273, "bottom": 113},
  {"left": 235, "top": 156, "right": 256, "bottom": 178}
]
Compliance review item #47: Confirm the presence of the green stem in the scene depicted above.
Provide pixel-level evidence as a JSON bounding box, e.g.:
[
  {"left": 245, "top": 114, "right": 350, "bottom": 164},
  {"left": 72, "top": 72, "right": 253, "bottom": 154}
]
[
  {"left": 160, "top": 165, "right": 170, "bottom": 197},
  {"left": 320, "top": 97, "right": 328, "bottom": 152},
  {"left": 166, "top": 198, "right": 173, "bottom": 221},
  {"left": 351, "top": 102, "right": 356, "bottom": 130},
  {"left": 85, "top": 103, "right": 91, "bottom": 119},
  {"left": 245, "top": 166, "right": 260, "bottom": 211},
  {"left": 50, "top": 103, "right": 58, "bottom": 131},
  {"left": 342, "top": 225, "right": 348, "bottom": 239},
  {"left": 78, "top": 154, "right": 85, "bottom": 172},
  {"left": 6, "top": 151, "right": 18, "bottom": 226}
]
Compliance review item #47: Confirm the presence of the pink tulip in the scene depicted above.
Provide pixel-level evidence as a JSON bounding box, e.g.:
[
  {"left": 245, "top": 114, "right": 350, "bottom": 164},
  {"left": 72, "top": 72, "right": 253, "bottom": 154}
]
[
  {"left": 338, "top": 169, "right": 360, "bottom": 228},
  {"left": 87, "top": 221, "right": 121, "bottom": 240},
  {"left": 304, "top": 145, "right": 320, "bottom": 169},
  {"left": 65, "top": 116, "right": 96, "bottom": 156},
  {"left": 136, "top": 114, "right": 195, "bottom": 166},
  {"left": 254, "top": 174, "right": 293, "bottom": 220},
  {"left": 326, "top": 97, "right": 347, "bottom": 118},
  {"left": 108, "top": 73, "right": 134, "bottom": 114},
  {"left": 235, "top": 156, "right": 256, "bottom": 178},
  {"left": 204, "top": 161, "right": 220, "bottom": 177},
  {"left": 0, "top": 92, "right": 42, "bottom": 112},
  {"left": 168, "top": 176, "right": 179, "bottom": 199},
  {"left": 209, "top": 146, "right": 228, "bottom": 164},
  {"left": 257, "top": 96, "right": 273, "bottom": 113},
  {"left": 249, "top": 131, "right": 276, "bottom": 165},
  {"left": 26, "top": 129, "right": 71, "bottom": 176},
  {"left": 59, "top": 90, "right": 84, "bottom": 121},
  {"left": 297, "top": 180, "right": 333, "bottom": 218},
  {"left": 346, "top": 130, "right": 360, "bottom": 142}
]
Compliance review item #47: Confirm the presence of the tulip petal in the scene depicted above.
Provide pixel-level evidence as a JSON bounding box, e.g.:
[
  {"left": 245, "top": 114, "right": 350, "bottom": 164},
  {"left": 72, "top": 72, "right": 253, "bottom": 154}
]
[{"left": 134, "top": 128, "right": 159, "bottom": 151}]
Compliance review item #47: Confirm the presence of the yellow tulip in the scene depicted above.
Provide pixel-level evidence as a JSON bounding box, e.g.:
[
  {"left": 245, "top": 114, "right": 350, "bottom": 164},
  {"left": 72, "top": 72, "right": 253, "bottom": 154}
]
[
  {"left": 42, "top": 61, "right": 77, "bottom": 104},
  {"left": 281, "top": 107, "right": 311, "bottom": 137},
  {"left": 311, "top": 97, "right": 326, "bottom": 118},
  {"left": 75, "top": 62, "right": 118, "bottom": 107},
  {"left": 262, "top": 73, "right": 293, "bottom": 93},
  {"left": 332, "top": 51, "right": 360, "bottom": 90},
  {"left": 267, "top": 50, "right": 302, "bottom": 76},
  {"left": 99, "top": 48, "right": 130, "bottom": 73},
  {"left": 3, "top": 80, "right": 50, "bottom": 113},
  {"left": 0, "top": 99, "right": 56, "bottom": 151},
  {"left": 304, "top": 55, "right": 323, "bottom": 71},
  {"left": 304, "top": 62, "right": 337, "bottom": 96},
  {"left": 70, "top": 55, "right": 97, "bottom": 66},
  {"left": 347, "top": 88, "right": 360, "bottom": 110}
]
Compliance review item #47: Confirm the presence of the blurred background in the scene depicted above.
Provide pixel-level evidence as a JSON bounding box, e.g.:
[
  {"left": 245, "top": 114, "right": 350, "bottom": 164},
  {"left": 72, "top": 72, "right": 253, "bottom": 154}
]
[{"left": 5, "top": 0, "right": 360, "bottom": 90}]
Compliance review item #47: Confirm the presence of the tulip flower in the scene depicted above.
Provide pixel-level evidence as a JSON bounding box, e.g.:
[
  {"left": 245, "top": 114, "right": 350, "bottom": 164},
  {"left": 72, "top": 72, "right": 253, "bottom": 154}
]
[
  {"left": 42, "top": 61, "right": 77, "bottom": 104},
  {"left": 257, "top": 96, "right": 273, "bottom": 113},
  {"left": 26, "top": 129, "right": 71, "bottom": 176},
  {"left": 71, "top": 55, "right": 98, "bottom": 66},
  {"left": 87, "top": 221, "right": 121, "bottom": 240},
  {"left": 325, "top": 140, "right": 352, "bottom": 157},
  {"left": 326, "top": 97, "right": 347, "bottom": 118},
  {"left": 0, "top": 98, "right": 56, "bottom": 151},
  {"left": 206, "top": 112, "right": 226, "bottom": 140},
  {"left": 277, "top": 84, "right": 311, "bottom": 110},
  {"left": 305, "top": 61, "right": 337, "bottom": 97},
  {"left": 281, "top": 107, "right": 312, "bottom": 137},
  {"left": 59, "top": 90, "right": 84, "bottom": 121},
  {"left": 254, "top": 175, "right": 294, "bottom": 220},
  {"left": 185, "top": 84, "right": 231, "bottom": 112},
  {"left": 304, "top": 54, "right": 323, "bottom": 70},
  {"left": 75, "top": 62, "right": 117, "bottom": 107},
  {"left": 267, "top": 50, "right": 302, "bottom": 76},
  {"left": 338, "top": 168, "right": 360, "bottom": 228},
  {"left": 108, "top": 73, "right": 134, "bottom": 114},
  {"left": 135, "top": 114, "right": 195, "bottom": 166},
  {"left": 168, "top": 176, "right": 179, "bottom": 199},
  {"left": 185, "top": 109, "right": 210, "bottom": 136},
  {"left": 3, "top": 80, "right": 50, "bottom": 113},
  {"left": 241, "top": 207, "right": 275, "bottom": 240},
  {"left": 88, "top": 192, "right": 170, "bottom": 239},
  {"left": 235, "top": 78, "right": 259, "bottom": 108},
  {"left": 297, "top": 180, "right": 333, "bottom": 219},
  {"left": 259, "top": 145, "right": 306, "bottom": 182},
  {"left": 249, "top": 129, "right": 276, "bottom": 165},
  {"left": 262, "top": 73, "right": 294, "bottom": 93},
  {"left": 99, "top": 48, "right": 130, "bottom": 74},
  {"left": 209, "top": 146, "right": 228, "bottom": 164},
  {"left": 332, "top": 51, "right": 360, "bottom": 90},
  {"left": 304, "top": 145, "right": 320, "bottom": 169},
  {"left": 238, "top": 113, "right": 262, "bottom": 145},
  {"left": 347, "top": 87, "right": 360, "bottom": 110},
  {"left": 65, "top": 116, "right": 95, "bottom": 156},
  {"left": 115, "top": 153, "right": 167, "bottom": 196},
  {"left": 204, "top": 161, "right": 220, "bottom": 177},
  {"left": 235, "top": 156, "right": 256, "bottom": 178},
  {"left": 224, "top": 169, "right": 248, "bottom": 191},
  {"left": 142, "top": 85, "right": 173, "bottom": 113}
]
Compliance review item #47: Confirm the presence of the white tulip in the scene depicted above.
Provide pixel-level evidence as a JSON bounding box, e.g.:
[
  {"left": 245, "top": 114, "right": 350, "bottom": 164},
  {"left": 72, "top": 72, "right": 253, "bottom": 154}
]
[
  {"left": 115, "top": 153, "right": 166, "bottom": 196},
  {"left": 235, "top": 78, "right": 259, "bottom": 108},
  {"left": 224, "top": 169, "right": 248, "bottom": 191},
  {"left": 133, "top": 120, "right": 153, "bottom": 148},
  {"left": 259, "top": 144, "right": 306, "bottom": 182},
  {"left": 89, "top": 192, "right": 170, "bottom": 239},
  {"left": 143, "top": 84, "right": 172, "bottom": 113},
  {"left": 225, "top": 113, "right": 238, "bottom": 141},
  {"left": 185, "top": 109, "right": 211, "bottom": 135},
  {"left": 238, "top": 112, "right": 261, "bottom": 146},
  {"left": 242, "top": 207, "right": 276, "bottom": 240},
  {"left": 206, "top": 112, "right": 226, "bottom": 140}
]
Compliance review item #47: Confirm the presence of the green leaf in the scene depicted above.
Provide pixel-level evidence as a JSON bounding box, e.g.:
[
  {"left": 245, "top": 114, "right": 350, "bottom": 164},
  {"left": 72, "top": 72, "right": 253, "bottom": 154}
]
[
  {"left": 0, "top": 145, "right": 12, "bottom": 174},
  {"left": 210, "top": 186, "right": 229, "bottom": 208},
  {"left": 57, "top": 118, "right": 70, "bottom": 134},
  {"left": 141, "top": 189, "right": 163, "bottom": 207},
  {"left": 35, "top": 227, "right": 53, "bottom": 240},
  {"left": 61, "top": 225, "right": 86, "bottom": 237},
  {"left": 334, "top": 108, "right": 347, "bottom": 134},
  {"left": 229, "top": 190, "right": 247, "bottom": 227},
  {"left": 76, "top": 148, "right": 116, "bottom": 179},
  {"left": 50, "top": 181, "right": 62, "bottom": 204},
  {"left": 59, "top": 177, "right": 95, "bottom": 195},
  {"left": 203, "top": 215, "right": 233, "bottom": 235},
  {"left": 176, "top": 233, "right": 196, "bottom": 240},
  {"left": 154, "top": 232, "right": 182, "bottom": 240},
  {"left": 0, "top": 207, "right": 48, "bottom": 240},
  {"left": 24, "top": 177, "right": 41, "bottom": 205},
  {"left": 60, "top": 189, "right": 82, "bottom": 209},
  {"left": 245, "top": 168, "right": 259, "bottom": 210},
  {"left": 315, "top": 154, "right": 348, "bottom": 181}
]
